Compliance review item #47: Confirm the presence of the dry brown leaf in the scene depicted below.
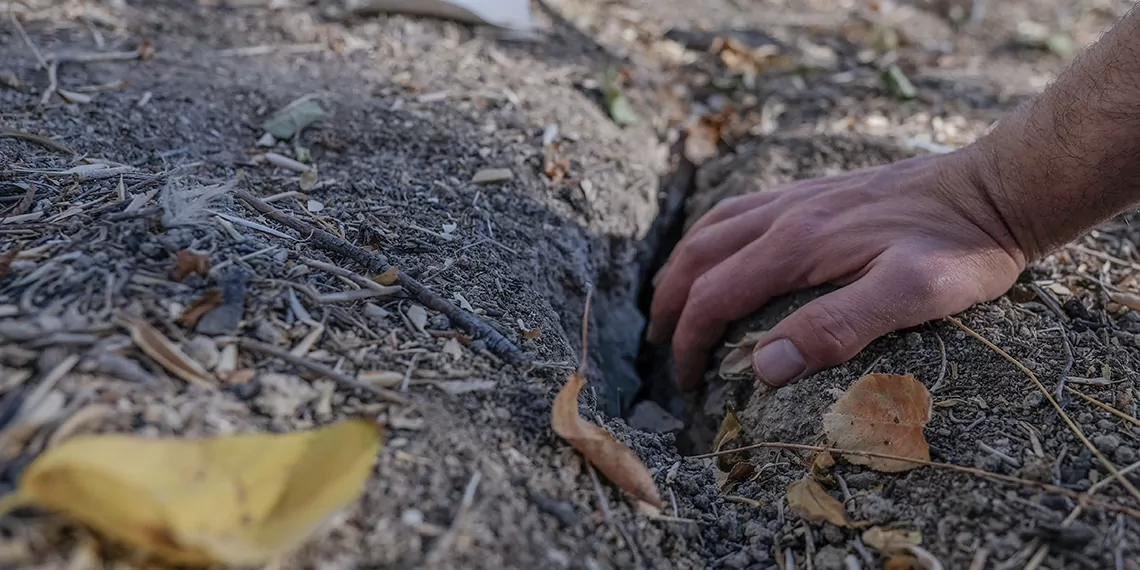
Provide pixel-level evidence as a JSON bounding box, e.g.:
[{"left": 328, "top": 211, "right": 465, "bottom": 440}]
[
  {"left": 822, "top": 373, "right": 931, "bottom": 472},
  {"left": 1109, "top": 291, "right": 1140, "bottom": 312},
  {"left": 711, "top": 407, "right": 742, "bottom": 472},
  {"left": 172, "top": 249, "right": 211, "bottom": 281},
  {"left": 178, "top": 290, "right": 224, "bottom": 326},
  {"left": 812, "top": 450, "right": 835, "bottom": 470},
  {"left": 0, "top": 245, "right": 20, "bottom": 279},
  {"left": 517, "top": 318, "right": 542, "bottom": 340},
  {"left": 373, "top": 266, "right": 399, "bottom": 286},
  {"left": 719, "top": 461, "right": 756, "bottom": 492},
  {"left": 786, "top": 477, "right": 862, "bottom": 528},
  {"left": 883, "top": 556, "right": 921, "bottom": 570},
  {"left": 120, "top": 313, "right": 216, "bottom": 387},
  {"left": 551, "top": 290, "right": 663, "bottom": 509},
  {"left": 862, "top": 526, "right": 922, "bottom": 555}
]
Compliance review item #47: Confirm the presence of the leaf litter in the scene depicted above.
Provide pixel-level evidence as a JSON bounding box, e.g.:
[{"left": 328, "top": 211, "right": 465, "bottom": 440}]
[
  {"left": 551, "top": 288, "right": 663, "bottom": 509},
  {"left": 821, "top": 373, "right": 931, "bottom": 472},
  {"left": 119, "top": 313, "right": 216, "bottom": 387},
  {"left": 0, "top": 418, "right": 384, "bottom": 567},
  {"left": 785, "top": 476, "right": 864, "bottom": 528}
]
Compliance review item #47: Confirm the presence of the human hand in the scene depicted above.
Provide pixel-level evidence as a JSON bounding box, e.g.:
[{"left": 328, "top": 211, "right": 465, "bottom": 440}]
[{"left": 647, "top": 147, "right": 1027, "bottom": 390}]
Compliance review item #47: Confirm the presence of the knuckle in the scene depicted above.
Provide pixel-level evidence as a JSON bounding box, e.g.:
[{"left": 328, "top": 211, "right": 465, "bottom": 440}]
[{"left": 801, "top": 303, "right": 863, "bottom": 362}]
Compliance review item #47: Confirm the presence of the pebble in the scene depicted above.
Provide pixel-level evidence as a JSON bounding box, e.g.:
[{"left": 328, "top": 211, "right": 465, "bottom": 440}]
[
  {"left": 843, "top": 471, "right": 880, "bottom": 489},
  {"left": 1115, "top": 446, "right": 1137, "bottom": 464},
  {"left": 401, "top": 509, "right": 424, "bottom": 525},
  {"left": 1021, "top": 391, "right": 1044, "bottom": 409},
  {"left": 859, "top": 494, "right": 897, "bottom": 524},
  {"left": 813, "top": 546, "right": 847, "bottom": 570},
  {"left": 362, "top": 303, "right": 391, "bottom": 322},
  {"left": 1092, "top": 433, "right": 1121, "bottom": 453},
  {"left": 429, "top": 314, "right": 451, "bottom": 330},
  {"left": 720, "top": 551, "right": 750, "bottom": 569},
  {"left": 821, "top": 524, "right": 844, "bottom": 544},
  {"left": 183, "top": 336, "right": 220, "bottom": 370},
  {"left": 1097, "top": 419, "right": 1115, "bottom": 431},
  {"left": 904, "top": 331, "right": 923, "bottom": 349}
]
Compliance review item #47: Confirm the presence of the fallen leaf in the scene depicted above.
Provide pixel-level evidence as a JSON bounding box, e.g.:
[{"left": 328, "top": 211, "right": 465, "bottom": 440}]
[
  {"left": 517, "top": 319, "right": 542, "bottom": 339},
  {"left": 0, "top": 244, "right": 21, "bottom": 278},
  {"left": 471, "top": 168, "right": 514, "bottom": 184},
  {"left": 821, "top": 373, "right": 931, "bottom": 472},
  {"left": 862, "top": 526, "right": 922, "bottom": 555},
  {"left": 812, "top": 450, "right": 835, "bottom": 470},
  {"left": 711, "top": 407, "right": 742, "bottom": 472},
  {"left": 120, "top": 313, "right": 216, "bottom": 387},
  {"left": 1109, "top": 291, "right": 1140, "bottom": 311},
  {"left": 453, "top": 292, "right": 476, "bottom": 312},
  {"left": 373, "top": 266, "right": 399, "bottom": 286},
  {"left": 0, "top": 419, "right": 383, "bottom": 567},
  {"left": 178, "top": 290, "right": 224, "bottom": 327},
  {"left": 406, "top": 304, "right": 428, "bottom": 334},
  {"left": 172, "top": 250, "right": 210, "bottom": 281},
  {"left": 719, "top": 331, "right": 764, "bottom": 379},
  {"left": 442, "top": 337, "right": 463, "bottom": 360},
  {"left": 883, "top": 556, "right": 921, "bottom": 570},
  {"left": 552, "top": 290, "right": 663, "bottom": 508},
  {"left": 786, "top": 477, "right": 862, "bottom": 528},
  {"left": 719, "top": 461, "right": 756, "bottom": 492},
  {"left": 263, "top": 93, "right": 331, "bottom": 140}
]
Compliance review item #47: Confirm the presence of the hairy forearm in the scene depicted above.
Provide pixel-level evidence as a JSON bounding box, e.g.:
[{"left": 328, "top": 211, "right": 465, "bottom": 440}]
[{"left": 966, "top": 7, "right": 1140, "bottom": 260}]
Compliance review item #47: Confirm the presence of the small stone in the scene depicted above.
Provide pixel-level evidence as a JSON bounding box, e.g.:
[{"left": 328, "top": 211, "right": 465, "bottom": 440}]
[
  {"left": 1092, "top": 433, "right": 1121, "bottom": 453},
  {"left": 843, "top": 471, "right": 880, "bottom": 489},
  {"left": 183, "top": 336, "right": 220, "bottom": 370},
  {"left": 1021, "top": 391, "right": 1044, "bottom": 409},
  {"left": 821, "top": 524, "right": 845, "bottom": 544},
  {"left": 429, "top": 314, "right": 451, "bottom": 330},
  {"left": 814, "top": 546, "right": 847, "bottom": 570},
  {"left": 904, "top": 331, "right": 922, "bottom": 349},
  {"left": 254, "top": 373, "right": 318, "bottom": 418},
  {"left": 401, "top": 509, "right": 424, "bottom": 526},
  {"left": 1097, "top": 419, "right": 1115, "bottom": 431},
  {"left": 363, "top": 303, "right": 391, "bottom": 322},
  {"left": 1115, "top": 446, "right": 1137, "bottom": 464},
  {"left": 253, "top": 320, "right": 285, "bottom": 345},
  {"left": 859, "top": 494, "right": 897, "bottom": 524},
  {"left": 720, "top": 551, "right": 749, "bottom": 569}
]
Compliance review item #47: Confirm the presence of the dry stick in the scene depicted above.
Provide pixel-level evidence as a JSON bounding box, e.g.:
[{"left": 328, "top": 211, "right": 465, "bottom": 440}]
[
  {"left": 1065, "top": 386, "right": 1140, "bottom": 427},
  {"left": 946, "top": 316, "right": 1140, "bottom": 503},
  {"left": 236, "top": 338, "right": 407, "bottom": 404},
  {"left": 8, "top": 2, "right": 46, "bottom": 69},
  {"left": 688, "top": 441, "right": 1140, "bottom": 517},
  {"left": 236, "top": 190, "right": 525, "bottom": 366}
]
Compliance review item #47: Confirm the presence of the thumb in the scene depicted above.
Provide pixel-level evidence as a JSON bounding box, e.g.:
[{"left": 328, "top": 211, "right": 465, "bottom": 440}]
[{"left": 751, "top": 264, "right": 944, "bottom": 387}]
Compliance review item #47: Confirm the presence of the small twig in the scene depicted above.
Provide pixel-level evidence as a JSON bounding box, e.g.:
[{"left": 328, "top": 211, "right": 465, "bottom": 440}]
[
  {"left": 978, "top": 441, "right": 1020, "bottom": 467},
  {"left": 301, "top": 256, "right": 402, "bottom": 294},
  {"left": 236, "top": 189, "right": 525, "bottom": 366},
  {"left": 587, "top": 461, "right": 642, "bottom": 567},
  {"left": 1069, "top": 244, "right": 1140, "bottom": 272},
  {"left": 947, "top": 316, "right": 1140, "bottom": 504},
  {"left": 236, "top": 338, "right": 407, "bottom": 404},
  {"left": 1065, "top": 386, "right": 1140, "bottom": 427},
  {"left": 0, "top": 129, "right": 74, "bottom": 156},
  {"left": 40, "top": 59, "right": 58, "bottom": 106},
  {"left": 688, "top": 441, "right": 1140, "bottom": 517},
  {"left": 9, "top": 3, "right": 46, "bottom": 69},
  {"left": 1029, "top": 282, "right": 1069, "bottom": 323},
  {"left": 930, "top": 333, "right": 948, "bottom": 393},
  {"left": 968, "top": 548, "right": 991, "bottom": 570},
  {"left": 425, "top": 470, "right": 482, "bottom": 565},
  {"left": 400, "top": 354, "right": 420, "bottom": 392}
]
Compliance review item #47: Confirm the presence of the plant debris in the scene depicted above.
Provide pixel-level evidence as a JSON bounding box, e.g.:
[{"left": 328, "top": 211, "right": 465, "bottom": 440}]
[
  {"left": 178, "top": 290, "right": 225, "bottom": 327},
  {"left": 172, "top": 249, "right": 210, "bottom": 281},
  {"left": 0, "top": 419, "right": 384, "bottom": 567},
  {"left": 785, "top": 476, "right": 863, "bottom": 528},
  {"left": 551, "top": 290, "right": 663, "bottom": 509},
  {"left": 471, "top": 168, "right": 513, "bottom": 184},
  {"left": 821, "top": 373, "right": 931, "bottom": 472},
  {"left": 120, "top": 313, "right": 216, "bottom": 387},
  {"left": 863, "top": 526, "right": 923, "bottom": 555},
  {"left": 262, "top": 93, "right": 331, "bottom": 140}
]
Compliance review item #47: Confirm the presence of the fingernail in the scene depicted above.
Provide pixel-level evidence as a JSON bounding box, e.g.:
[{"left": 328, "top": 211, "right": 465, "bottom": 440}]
[{"left": 753, "top": 339, "right": 806, "bottom": 387}]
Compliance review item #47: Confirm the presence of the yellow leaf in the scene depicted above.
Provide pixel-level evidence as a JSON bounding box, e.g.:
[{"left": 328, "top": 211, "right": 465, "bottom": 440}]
[
  {"left": 6, "top": 419, "right": 383, "bottom": 567},
  {"left": 551, "top": 291, "right": 663, "bottom": 509},
  {"left": 120, "top": 313, "right": 216, "bottom": 387},
  {"left": 785, "top": 477, "right": 863, "bottom": 528},
  {"left": 821, "top": 373, "right": 931, "bottom": 472},
  {"left": 373, "top": 266, "right": 399, "bottom": 286},
  {"left": 862, "top": 526, "right": 922, "bottom": 555}
]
